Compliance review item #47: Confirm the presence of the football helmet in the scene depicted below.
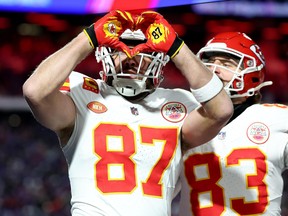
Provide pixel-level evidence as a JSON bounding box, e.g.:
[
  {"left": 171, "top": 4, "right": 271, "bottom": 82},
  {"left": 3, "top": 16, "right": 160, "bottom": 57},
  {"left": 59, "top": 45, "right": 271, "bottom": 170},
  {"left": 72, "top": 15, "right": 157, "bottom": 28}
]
[
  {"left": 197, "top": 32, "right": 272, "bottom": 98},
  {"left": 95, "top": 29, "right": 170, "bottom": 98}
]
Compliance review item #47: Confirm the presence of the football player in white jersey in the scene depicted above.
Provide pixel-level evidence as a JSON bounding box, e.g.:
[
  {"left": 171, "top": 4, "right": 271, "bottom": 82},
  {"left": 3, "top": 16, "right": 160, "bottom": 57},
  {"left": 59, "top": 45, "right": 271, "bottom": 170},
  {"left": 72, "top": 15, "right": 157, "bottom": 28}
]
[
  {"left": 23, "top": 10, "right": 233, "bottom": 216},
  {"left": 179, "top": 31, "right": 288, "bottom": 216}
]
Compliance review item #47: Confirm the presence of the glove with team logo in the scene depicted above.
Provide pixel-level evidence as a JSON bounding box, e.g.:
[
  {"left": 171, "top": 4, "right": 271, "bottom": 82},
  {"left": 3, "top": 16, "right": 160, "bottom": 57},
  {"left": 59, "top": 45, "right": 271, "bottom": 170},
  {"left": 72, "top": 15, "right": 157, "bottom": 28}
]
[
  {"left": 83, "top": 10, "right": 135, "bottom": 58},
  {"left": 132, "top": 11, "right": 184, "bottom": 58}
]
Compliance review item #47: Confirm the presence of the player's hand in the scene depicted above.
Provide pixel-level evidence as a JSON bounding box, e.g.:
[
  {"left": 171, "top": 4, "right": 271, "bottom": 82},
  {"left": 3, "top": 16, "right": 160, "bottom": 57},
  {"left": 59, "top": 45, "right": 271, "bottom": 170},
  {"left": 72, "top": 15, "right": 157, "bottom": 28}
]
[
  {"left": 132, "top": 11, "right": 184, "bottom": 58},
  {"left": 83, "top": 10, "right": 134, "bottom": 58}
]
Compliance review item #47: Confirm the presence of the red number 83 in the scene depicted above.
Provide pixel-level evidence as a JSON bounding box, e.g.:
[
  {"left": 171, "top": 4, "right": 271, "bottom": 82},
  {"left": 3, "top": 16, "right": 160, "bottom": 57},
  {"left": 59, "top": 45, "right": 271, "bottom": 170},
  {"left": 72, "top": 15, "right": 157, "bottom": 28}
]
[{"left": 184, "top": 148, "right": 268, "bottom": 215}]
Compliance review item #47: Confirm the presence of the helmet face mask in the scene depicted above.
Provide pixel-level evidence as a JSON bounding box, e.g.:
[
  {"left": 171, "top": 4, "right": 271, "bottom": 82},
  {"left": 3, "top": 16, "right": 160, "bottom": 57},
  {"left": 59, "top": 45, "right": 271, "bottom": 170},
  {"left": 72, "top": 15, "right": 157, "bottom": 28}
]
[
  {"left": 197, "top": 32, "right": 272, "bottom": 98},
  {"left": 95, "top": 29, "right": 170, "bottom": 98}
]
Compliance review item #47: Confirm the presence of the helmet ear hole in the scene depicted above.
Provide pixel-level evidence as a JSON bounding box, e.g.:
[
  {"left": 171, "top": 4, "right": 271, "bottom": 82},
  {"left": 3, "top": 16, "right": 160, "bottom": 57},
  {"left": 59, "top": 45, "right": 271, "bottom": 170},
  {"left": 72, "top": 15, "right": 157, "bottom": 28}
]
[{"left": 252, "top": 77, "right": 259, "bottom": 83}]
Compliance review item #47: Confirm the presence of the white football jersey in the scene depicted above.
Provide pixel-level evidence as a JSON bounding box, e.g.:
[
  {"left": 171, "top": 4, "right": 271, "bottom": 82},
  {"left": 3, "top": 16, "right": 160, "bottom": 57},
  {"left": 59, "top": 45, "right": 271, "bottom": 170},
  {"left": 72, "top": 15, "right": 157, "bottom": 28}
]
[
  {"left": 60, "top": 72, "right": 199, "bottom": 216},
  {"left": 180, "top": 103, "right": 288, "bottom": 216}
]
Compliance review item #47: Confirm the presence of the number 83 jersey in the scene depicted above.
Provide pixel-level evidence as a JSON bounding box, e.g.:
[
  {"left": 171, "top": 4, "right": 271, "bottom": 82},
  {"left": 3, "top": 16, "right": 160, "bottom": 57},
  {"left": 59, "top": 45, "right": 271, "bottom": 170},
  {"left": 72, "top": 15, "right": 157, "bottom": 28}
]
[
  {"left": 180, "top": 103, "right": 288, "bottom": 216},
  {"left": 60, "top": 72, "right": 199, "bottom": 216}
]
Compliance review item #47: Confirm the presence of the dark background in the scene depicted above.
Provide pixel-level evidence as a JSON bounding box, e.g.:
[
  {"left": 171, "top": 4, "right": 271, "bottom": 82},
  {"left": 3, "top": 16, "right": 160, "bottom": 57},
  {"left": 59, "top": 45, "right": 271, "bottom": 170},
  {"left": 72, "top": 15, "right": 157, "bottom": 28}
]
[{"left": 0, "top": 0, "right": 287, "bottom": 215}]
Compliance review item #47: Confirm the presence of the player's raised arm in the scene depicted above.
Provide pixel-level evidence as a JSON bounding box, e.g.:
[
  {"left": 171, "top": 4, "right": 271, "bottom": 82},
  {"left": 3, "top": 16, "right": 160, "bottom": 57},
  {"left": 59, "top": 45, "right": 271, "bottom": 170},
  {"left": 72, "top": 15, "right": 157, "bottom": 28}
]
[
  {"left": 22, "top": 32, "right": 91, "bottom": 134},
  {"left": 23, "top": 10, "right": 135, "bottom": 139},
  {"left": 173, "top": 44, "right": 234, "bottom": 150}
]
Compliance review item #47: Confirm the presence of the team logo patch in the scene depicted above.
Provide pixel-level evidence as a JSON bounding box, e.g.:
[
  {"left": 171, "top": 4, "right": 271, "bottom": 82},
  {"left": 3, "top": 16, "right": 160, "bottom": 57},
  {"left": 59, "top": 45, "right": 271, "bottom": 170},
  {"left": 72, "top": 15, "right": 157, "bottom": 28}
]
[
  {"left": 87, "top": 101, "right": 107, "bottom": 114},
  {"left": 83, "top": 77, "right": 99, "bottom": 94},
  {"left": 161, "top": 102, "right": 187, "bottom": 123},
  {"left": 103, "top": 21, "right": 119, "bottom": 39},
  {"left": 246, "top": 122, "right": 270, "bottom": 144}
]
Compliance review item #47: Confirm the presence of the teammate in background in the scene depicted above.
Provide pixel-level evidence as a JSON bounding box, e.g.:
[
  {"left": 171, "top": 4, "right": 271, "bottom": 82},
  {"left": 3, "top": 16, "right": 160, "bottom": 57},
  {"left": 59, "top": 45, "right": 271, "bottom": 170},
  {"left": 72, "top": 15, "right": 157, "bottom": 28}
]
[
  {"left": 23, "top": 10, "right": 233, "bottom": 216},
  {"left": 179, "top": 32, "right": 288, "bottom": 215}
]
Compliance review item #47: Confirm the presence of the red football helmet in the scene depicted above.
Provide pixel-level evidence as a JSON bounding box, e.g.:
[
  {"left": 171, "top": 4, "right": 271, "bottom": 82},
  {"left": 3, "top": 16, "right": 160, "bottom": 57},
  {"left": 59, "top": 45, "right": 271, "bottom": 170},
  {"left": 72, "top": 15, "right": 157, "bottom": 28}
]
[{"left": 197, "top": 32, "right": 272, "bottom": 98}]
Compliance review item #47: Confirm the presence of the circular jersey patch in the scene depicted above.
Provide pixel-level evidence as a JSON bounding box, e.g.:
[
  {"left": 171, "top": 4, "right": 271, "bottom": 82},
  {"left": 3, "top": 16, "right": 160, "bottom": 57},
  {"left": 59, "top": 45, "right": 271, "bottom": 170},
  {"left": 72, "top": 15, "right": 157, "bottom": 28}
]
[
  {"left": 246, "top": 122, "right": 270, "bottom": 144},
  {"left": 161, "top": 102, "right": 187, "bottom": 123}
]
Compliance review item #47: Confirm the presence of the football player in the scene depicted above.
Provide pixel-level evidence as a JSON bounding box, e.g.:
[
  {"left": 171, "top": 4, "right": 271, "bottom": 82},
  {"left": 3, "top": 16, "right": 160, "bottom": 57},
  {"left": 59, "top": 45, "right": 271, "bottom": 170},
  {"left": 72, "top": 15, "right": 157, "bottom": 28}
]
[
  {"left": 179, "top": 32, "right": 288, "bottom": 216},
  {"left": 23, "top": 10, "right": 233, "bottom": 215}
]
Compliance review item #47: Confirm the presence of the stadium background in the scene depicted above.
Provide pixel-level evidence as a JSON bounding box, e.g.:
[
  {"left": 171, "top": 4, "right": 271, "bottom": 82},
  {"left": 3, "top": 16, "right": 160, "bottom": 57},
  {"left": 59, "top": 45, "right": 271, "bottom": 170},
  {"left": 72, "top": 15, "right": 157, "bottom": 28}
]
[{"left": 0, "top": 0, "right": 287, "bottom": 215}]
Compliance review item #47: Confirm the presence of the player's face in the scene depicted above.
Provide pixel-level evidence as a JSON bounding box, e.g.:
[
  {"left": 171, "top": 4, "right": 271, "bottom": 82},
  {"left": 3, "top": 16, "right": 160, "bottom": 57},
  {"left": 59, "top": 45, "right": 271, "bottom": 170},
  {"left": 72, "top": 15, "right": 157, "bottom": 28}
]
[
  {"left": 206, "top": 55, "right": 242, "bottom": 86},
  {"left": 113, "top": 52, "right": 152, "bottom": 78}
]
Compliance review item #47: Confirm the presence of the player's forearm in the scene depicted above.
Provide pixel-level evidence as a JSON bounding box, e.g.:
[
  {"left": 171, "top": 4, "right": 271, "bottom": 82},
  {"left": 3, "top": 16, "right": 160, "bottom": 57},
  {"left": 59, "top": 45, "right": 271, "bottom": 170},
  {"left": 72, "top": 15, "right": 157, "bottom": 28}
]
[
  {"left": 173, "top": 43, "right": 233, "bottom": 143},
  {"left": 172, "top": 43, "right": 213, "bottom": 89},
  {"left": 173, "top": 43, "right": 232, "bottom": 107},
  {"left": 23, "top": 32, "right": 92, "bottom": 102}
]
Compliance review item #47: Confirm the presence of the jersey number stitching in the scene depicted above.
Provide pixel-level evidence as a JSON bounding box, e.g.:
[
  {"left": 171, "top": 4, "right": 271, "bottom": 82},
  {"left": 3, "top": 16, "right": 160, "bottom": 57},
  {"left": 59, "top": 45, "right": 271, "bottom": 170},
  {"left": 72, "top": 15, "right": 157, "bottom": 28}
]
[
  {"left": 184, "top": 148, "right": 268, "bottom": 215},
  {"left": 94, "top": 123, "right": 178, "bottom": 197}
]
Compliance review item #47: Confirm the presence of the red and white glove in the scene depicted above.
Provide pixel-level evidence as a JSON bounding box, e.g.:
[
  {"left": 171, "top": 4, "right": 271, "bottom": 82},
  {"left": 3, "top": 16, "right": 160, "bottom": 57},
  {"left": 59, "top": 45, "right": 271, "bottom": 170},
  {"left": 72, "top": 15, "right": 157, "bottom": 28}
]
[
  {"left": 83, "top": 10, "right": 135, "bottom": 58},
  {"left": 132, "top": 11, "right": 184, "bottom": 58}
]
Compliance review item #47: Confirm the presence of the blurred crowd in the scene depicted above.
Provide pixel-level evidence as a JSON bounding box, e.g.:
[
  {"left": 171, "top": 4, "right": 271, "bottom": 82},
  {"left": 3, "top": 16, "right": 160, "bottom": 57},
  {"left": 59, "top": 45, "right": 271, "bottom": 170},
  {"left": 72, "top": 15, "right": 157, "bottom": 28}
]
[
  {"left": 0, "top": 5, "right": 287, "bottom": 102},
  {"left": 0, "top": 3, "right": 287, "bottom": 215},
  {"left": 0, "top": 112, "right": 71, "bottom": 216}
]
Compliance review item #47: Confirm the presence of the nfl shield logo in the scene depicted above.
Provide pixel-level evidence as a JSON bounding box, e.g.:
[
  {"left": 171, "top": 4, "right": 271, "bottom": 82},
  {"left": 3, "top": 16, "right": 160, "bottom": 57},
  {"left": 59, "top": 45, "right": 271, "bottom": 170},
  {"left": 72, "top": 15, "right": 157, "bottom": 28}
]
[
  {"left": 130, "top": 107, "right": 139, "bottom": 116},
  {"left": 217, "top": 131, "right": 226, "bottom": 140}
]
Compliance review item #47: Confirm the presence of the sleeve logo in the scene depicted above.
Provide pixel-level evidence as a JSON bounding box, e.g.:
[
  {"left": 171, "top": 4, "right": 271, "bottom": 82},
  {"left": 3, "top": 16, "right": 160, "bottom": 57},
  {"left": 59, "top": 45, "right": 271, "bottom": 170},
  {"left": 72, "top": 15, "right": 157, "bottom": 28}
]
[{"left": 83, "top": 77, "right": 99, "bottom": 94}]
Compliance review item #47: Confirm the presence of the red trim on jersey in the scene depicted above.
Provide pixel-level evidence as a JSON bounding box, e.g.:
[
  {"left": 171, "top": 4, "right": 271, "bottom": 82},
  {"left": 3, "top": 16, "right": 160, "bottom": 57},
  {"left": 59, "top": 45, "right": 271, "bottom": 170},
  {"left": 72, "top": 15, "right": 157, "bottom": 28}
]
[{"left": 60, "top": 78, "right": 70, "bottom": 92}]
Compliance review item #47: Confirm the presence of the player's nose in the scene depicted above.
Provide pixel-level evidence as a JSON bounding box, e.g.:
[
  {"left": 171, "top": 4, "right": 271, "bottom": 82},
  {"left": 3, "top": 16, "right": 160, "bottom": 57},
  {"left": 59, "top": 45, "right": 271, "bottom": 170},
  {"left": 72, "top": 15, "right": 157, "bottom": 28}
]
[{"left": 124, "top": 58, "right": 137, "bottom": 68}]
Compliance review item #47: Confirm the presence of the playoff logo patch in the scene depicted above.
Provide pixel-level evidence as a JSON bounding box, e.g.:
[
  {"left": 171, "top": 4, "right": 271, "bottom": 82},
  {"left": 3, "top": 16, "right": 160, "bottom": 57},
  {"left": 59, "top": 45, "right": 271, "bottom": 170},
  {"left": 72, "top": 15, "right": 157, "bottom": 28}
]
[
  {"left": 161, "top": 102, "right": 187, "bottom": 123},
  {"left": 246, "top": 122, "right": 270, "bottom": 144}
]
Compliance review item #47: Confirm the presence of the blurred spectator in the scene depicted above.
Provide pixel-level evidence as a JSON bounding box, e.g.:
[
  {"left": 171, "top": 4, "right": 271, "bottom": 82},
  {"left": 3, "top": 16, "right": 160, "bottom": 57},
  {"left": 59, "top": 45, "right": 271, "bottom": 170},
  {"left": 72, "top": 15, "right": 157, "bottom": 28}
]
[
  {"left": 0, "top": 112, "right": 71, "bottom": 216},
  {"left": 0, "top": 8, "right": 287, "bottom": 102}
]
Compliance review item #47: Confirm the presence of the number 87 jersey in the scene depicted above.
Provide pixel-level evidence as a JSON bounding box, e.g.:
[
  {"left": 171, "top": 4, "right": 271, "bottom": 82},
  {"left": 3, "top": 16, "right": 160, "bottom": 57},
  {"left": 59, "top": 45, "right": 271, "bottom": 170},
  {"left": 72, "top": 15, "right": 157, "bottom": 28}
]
[
  {"left": 60, "top": 72, "right": 199, "bottom": 216},
  {"left": 179, "top": 103, "right": 288, "bottom": 216}
]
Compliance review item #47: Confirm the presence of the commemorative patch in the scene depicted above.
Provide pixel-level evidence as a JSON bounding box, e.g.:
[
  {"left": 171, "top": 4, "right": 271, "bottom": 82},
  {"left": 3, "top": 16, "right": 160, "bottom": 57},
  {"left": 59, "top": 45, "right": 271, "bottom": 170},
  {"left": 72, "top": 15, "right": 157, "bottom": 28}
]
[
  {"left": 161, "top": 102, "right": 187, "bottom": 123},
  {"left": 246, "top": 122, "right": 270, "bottom": 144},
  {"left": 87, "top": 101, "right": 107, "bottom": 114}
]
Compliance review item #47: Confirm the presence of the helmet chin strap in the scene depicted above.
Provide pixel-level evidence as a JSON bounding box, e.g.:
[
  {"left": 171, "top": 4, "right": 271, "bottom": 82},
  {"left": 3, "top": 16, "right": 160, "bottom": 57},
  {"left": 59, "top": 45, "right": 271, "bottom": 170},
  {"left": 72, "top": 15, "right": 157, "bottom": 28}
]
[
  {"left": 229, "top": 81, "right": 273, "bottom": 98},
  {"left": 112, "top": 78, "right": 152, "bottom": 97}
]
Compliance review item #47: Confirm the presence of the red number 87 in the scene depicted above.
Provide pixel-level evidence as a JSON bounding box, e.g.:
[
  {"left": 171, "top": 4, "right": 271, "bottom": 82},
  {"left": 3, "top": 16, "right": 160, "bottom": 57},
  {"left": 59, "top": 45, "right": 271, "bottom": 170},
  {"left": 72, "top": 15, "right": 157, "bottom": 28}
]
[{"left": 93, "top": 123, "right": 178, "bottom": 197}]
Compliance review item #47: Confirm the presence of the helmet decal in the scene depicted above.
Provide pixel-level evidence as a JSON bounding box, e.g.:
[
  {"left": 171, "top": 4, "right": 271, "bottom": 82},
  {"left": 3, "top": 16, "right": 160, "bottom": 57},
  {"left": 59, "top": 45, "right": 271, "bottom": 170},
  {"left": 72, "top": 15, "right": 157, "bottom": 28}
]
[{"left": 250, "top": 44, "right": 265, "bottom": 65}]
